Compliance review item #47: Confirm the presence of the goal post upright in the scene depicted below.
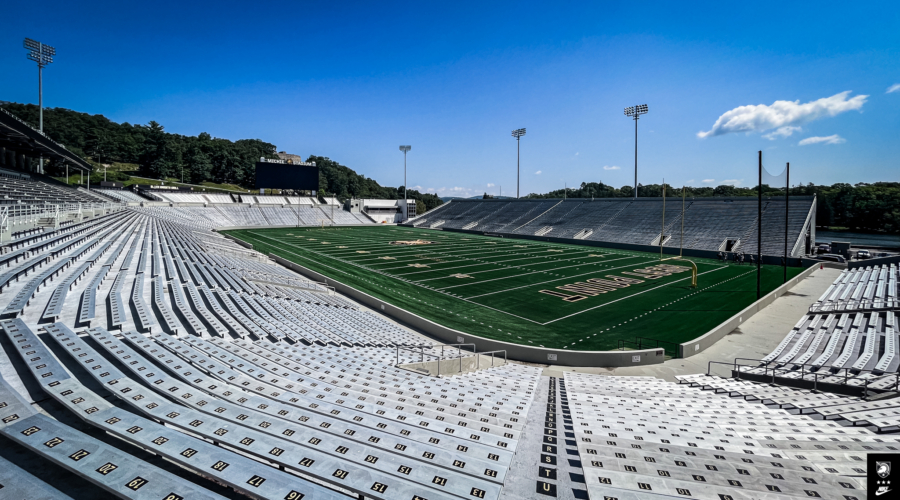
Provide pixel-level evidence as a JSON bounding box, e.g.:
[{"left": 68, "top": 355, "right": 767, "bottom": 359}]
[{"left": 660, "top": 184, "right": 697, "bottom": 288}]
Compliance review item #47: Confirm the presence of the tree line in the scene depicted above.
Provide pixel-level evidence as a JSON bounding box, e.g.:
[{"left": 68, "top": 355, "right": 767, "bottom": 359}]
[
  {"left": 0, "top": 102, "right": 444, "bottom": 212},
  {"left": 525, "top": 181, "right": 900, "bottom": 233}
]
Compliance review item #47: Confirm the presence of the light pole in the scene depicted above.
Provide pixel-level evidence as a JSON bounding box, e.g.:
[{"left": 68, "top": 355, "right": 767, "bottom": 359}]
[
  {"left": 399, "top": 145, "right": 411, "bottom": 221},
  {"left": 94, "top": 148, "right": 106, "bottom": 182},
  {"left": 511, "top": 128, "right": 526, "bottom": 198},
  {"left": 624, "top": 104, "right": 648, "bottom": 199},
  {"left": 24, "top": 38, "right": 55, "bottom": 175}
]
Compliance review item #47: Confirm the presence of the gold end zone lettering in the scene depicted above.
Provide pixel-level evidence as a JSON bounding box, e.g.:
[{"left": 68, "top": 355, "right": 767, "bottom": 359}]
[
  {"left": 558, "top": 283, "right": 611, "bottom": 295},
  {"left": 605, "top": 275, "right": 644, "bottom": 284},
  {"left": 539, "top": 289, "right": 587, "bottom": 302}
]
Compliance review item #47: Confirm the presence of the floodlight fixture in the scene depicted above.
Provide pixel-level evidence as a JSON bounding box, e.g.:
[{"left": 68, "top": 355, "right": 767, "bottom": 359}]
[
  {"left": 624, "top": 103, "right": 649, "bottom": 199},
  {"left": 24, "top": 38, "right": 57, "bottom": 174},
  {"left": 399, "top": 145, "right": 412, "bottom": 221},
  {"left": 511, "top": 128, "right": 526, "bottom": 198}
]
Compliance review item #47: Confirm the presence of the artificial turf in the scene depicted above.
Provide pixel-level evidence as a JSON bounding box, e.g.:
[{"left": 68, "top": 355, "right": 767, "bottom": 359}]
[{"left": 225, "top": 226, "right": 804, "bottom": 352}]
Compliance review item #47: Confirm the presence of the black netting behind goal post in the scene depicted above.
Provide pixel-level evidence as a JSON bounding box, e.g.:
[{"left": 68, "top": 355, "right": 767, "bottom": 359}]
[{"left": 758, "top": 152, "right": 790, "bottom": 298}]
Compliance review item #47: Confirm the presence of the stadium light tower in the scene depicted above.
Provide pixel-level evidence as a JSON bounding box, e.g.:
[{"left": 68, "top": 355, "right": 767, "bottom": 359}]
[
  {"left": 624, "top": 104, "right": 648, "bottom": 199},
  {"left": 399, "top": 145, "right": 411, "bottom": 221},
  {"left": 511, "top": 128, "right": 526, "bottom": 198},
  {"left": 24, "top": 38, "right": 56, "bottom": 174}
]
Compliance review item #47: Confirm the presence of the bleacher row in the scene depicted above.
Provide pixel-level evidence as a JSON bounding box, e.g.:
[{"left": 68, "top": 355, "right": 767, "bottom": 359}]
[
  {"left": 744, "top": 264, "right": 900, "bottom": 392},
  {"left": 0, "top": 172, "right": 109, "bottom": 205},
  {"left": 410, "top": 197, "right": 814, "bottom": 256},
  {"left": 564, "top": 372, "right": 890, "bottom": 499},
  {"left": 137, "top": 205, "right": 371, "bottom": 228},
  {"left": 145, "top": 191, "right": 321, "bottom": 206},
  {"left": 94, "top": 188, "right": 150, "bottom": 202}
]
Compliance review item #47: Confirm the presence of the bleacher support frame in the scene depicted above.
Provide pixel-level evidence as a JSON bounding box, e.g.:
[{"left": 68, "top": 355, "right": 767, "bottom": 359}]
[{"left": 708, "top": 357, "right": 900, "bottom": 398}]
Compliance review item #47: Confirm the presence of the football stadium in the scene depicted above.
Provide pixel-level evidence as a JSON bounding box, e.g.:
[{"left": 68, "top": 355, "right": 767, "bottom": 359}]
[{"left": 1, "top": 8, "right": 898, "bottom": 500}]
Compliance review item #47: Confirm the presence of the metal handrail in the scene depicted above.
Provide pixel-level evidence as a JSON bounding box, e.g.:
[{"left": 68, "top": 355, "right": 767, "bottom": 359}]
[
  {"left": 395, "top": 344, "right": 440, "bottom": 365},
  {"left": 709, "top": 359, "right": 897, "bottom": 398},
  {"left": 476, "top": 350, "right": 507, "bottom": 369}
]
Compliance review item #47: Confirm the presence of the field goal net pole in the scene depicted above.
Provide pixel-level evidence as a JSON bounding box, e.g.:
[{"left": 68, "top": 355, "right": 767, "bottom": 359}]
[{"left": 660, "top": 183, "right": 697, "bottom": 288}]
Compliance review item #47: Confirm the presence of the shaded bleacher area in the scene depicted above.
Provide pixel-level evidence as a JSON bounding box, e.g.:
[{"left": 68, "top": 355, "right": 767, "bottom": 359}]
[
  {"left": 0, "top": 168, "right": 109, "bottom": 205},
  {"left": 410, "top": 197, "right": 816, "bottom": 256},
  {"left": 1, "top": 176, "right": 894, "bottom": 499}
]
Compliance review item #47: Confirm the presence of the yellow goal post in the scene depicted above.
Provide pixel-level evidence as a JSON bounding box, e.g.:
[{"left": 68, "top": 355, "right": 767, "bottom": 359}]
[{"left": 659, "top": 184, "right": 698, "bottom": 288}]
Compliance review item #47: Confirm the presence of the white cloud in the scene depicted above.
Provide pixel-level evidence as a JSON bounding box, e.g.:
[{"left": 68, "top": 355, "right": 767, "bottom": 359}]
[
  {"left": 685, "top": 179, "right": 695, "bottom": 184},
  {"left": 798, "top": 134, "right": 846, "bottom": 146},
  {"left": 535, "top": 170, "right": 542, "bottom": 175},
  {"left": 487, "top": 183, "right": 495, "bottom": 187},
  {"left": 602, "top": 165, "right": 621, "bottom": 170},
  {"left": 762, "top": 126, "right": 802, "bottom": 140},
  {"left": 887, "top": 84, "right": 900, "bottom": 94},
  {"left": 702, "top": 179, "right": 715, "bottom": 183},
  {"left": 698, "top": 91, "right": 867, "bottom": 139},
  {"left": 721, "top": 179, "right": 743, "bottom": 186}
]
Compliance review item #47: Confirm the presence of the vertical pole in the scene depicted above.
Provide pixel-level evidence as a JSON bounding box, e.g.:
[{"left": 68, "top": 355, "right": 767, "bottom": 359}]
[
  {"left": 634, "top": 116, "right": 638, "bottom": 199},
  {"left": 757, "top": 151, "right": 762, "bottom": 300},
  {"left": 403, "top": 150, "right": 407, "bottom": 222},
  {"left": 516, "top": 137, "right": 520, "bottom": 199},
  {"left": 784, "top": 162, "right": 789, "bottom": 283},
  {"left": 681, "top": 186, "right": 685, "bottom": 258},
  {"left": 660, "top": 180, "right": 665, "bottom": 259},
  {"left": 38, "top": 53, "right": 44, "bottom": 175}
]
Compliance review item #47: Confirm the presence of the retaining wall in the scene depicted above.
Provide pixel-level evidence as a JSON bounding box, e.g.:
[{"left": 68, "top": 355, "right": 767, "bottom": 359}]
[
  {"left": 269, "top": 254, "right": 666, "bottom": 367},
  {"left": 678, "top": 263, "right": 819, "bottom": 358}
]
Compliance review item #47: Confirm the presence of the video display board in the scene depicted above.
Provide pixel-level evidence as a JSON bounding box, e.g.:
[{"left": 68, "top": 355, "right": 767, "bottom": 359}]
[{"left": 255, "top": 162, "right": 319, "bottom": 190}]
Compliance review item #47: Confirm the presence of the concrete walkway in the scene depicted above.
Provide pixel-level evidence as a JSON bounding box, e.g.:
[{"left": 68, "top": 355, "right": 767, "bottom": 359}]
[{"left": 541, "top": 266, "right": 842, "bottom": 381}]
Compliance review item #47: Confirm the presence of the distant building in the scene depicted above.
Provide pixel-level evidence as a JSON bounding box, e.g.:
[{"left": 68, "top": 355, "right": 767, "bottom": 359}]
[
  {"left": 275, "top": 151, "right": 305, "bottom": 164},
  {"left": 346, "top": 198, "right": 417, "bottom": 223}
]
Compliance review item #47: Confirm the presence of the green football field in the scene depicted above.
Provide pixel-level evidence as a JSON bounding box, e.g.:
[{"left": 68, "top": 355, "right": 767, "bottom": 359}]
[{"left": 225, "top": 226, "right": 803, "bottom": 352}]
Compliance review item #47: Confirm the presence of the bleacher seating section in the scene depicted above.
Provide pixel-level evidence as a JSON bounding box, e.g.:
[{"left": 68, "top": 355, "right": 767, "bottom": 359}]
[
  {"left": 0, "top": 179, "right": 891, "bottom": 499},
  {"left": 94, "top": 188, "right": 149, "bottom": 202},
  {"left": 743, "top": 264, "right": 900, "bottom": 393},
  {"left": 410, "top": 197, "right": 816, "bottom": 256},
  {"left": 0, "top": 174, "right": 109, "bottom": 205}
]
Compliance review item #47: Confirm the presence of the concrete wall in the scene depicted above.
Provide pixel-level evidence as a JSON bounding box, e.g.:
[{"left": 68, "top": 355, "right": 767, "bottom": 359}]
[
  {"left": 437, "top": 227, "right": 810, "bottom": 267},
  {"left": 678, "top": 263, "right": 819, "bottom": 358},
  {"left": 213, "top": 224, "right": 376, "bottom": 231},
  {"left": 268, "top": 254, "right": 666, "bottom": 367}
]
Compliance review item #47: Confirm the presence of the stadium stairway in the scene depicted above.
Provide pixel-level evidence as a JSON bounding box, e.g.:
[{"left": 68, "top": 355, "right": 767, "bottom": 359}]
[{"left": 498, "top": 376, "right": 590, "bottom": 500}]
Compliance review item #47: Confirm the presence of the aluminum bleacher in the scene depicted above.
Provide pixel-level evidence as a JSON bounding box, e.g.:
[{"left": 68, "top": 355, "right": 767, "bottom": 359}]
[
  {"left": 409, "top": 197, "right": 816, "bottom": 256},
  {"left": 744, "top": 264, "right": 900, "bottom": 395}
]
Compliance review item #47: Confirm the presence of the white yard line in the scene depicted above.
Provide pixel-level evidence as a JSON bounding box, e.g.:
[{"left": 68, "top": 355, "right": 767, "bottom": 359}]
[
  {"left": 392, "top": 250, "right": 608, "bottom": 276},
  {"left": 248, "top": 231, "right": 547, "bottom": 324},
  {"left": 251, "top": 229, "right": 731, "bottom": 328},
  {"left": 437, "top": 255, "right": 643, "bottom": 290}
]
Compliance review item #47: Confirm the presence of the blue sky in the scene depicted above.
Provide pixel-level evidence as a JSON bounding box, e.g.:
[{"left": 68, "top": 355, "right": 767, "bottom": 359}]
[{"left": 2, "top": 1, "right": 898, "bottom": 198}]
